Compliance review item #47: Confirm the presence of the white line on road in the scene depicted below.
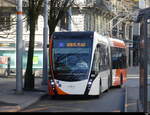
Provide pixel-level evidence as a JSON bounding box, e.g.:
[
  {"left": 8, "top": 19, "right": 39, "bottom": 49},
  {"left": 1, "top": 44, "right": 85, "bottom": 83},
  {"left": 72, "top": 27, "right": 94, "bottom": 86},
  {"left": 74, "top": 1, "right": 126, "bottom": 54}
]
[{"left": 127, "top": 74, "right": 150, "bottom": 79}]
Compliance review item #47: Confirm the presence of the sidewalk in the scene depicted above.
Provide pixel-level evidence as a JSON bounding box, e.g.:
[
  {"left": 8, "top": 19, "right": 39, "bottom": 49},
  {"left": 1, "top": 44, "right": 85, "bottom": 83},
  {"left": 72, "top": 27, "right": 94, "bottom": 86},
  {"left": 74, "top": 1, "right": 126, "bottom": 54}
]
[
  {"left": 124, "top": 66, "right": 139, "bottom": 112},
  {"left": 0, "top": 77, "right": 48, "bottom": 112}
]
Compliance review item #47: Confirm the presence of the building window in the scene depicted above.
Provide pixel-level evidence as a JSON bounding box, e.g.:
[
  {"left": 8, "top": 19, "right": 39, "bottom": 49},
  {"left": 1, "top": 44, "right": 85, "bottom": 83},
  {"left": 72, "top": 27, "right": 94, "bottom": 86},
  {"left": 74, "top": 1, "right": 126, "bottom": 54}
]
[{"left": 0, "top": 14, "right": 11, "bottom": 31}]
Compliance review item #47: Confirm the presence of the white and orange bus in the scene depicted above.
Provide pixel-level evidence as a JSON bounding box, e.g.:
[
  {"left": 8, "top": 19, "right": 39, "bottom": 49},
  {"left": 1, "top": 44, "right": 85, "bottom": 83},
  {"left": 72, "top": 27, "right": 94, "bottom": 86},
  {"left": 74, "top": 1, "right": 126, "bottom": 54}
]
[
  {"left": 109, "top": 38, "right": 127, "bottom": 87},
  {"left": 48, "top": 31, "right": 111, "bottom": 97}
]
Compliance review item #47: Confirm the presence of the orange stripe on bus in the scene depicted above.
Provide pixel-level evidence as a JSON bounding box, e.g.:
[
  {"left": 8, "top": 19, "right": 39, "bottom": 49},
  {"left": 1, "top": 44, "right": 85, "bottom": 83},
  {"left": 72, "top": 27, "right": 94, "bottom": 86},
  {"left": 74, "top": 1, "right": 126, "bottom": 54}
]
[
  {"left": 112, "top": 41, "right": 126, "bottom": 48},
  {"left": 55, "top": 84, "right": 69, "bottom": 95},
  {"left": 113, "top": 69, "right": 127, "bottom": 86},
  {"left": 48, "top": 80, "right": 55, "bottom": 96}
]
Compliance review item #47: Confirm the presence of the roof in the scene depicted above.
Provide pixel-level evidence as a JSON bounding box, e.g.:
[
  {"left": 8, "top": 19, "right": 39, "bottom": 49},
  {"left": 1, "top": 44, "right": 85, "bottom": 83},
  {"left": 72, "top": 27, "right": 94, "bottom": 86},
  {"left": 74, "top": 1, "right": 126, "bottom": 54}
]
[{"left": 52, "top": 31, "right": 94, "bottom": 39}]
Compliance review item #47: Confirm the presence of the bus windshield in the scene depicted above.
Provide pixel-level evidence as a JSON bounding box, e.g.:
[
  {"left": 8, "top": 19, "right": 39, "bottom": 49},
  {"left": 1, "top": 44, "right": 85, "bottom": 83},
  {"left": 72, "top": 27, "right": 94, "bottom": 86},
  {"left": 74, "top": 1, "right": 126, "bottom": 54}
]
[
  {"left": 111, "top": 47, "right": 127, "bottom": 69},
  {"left": 52, "top": 40, "right": 92, "bottom": 81}
]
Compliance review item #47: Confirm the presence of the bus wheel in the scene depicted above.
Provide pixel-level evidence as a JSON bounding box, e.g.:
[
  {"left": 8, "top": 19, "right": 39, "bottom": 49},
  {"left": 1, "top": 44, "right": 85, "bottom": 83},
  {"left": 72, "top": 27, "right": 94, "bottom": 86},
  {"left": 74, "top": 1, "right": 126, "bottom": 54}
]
[
  {"left": 51, "top": 95, "right": 57, "bottom": 99},
  {"left": 96, "top": 79, "right": 102, "bottom": 98},
  {"left": 119, "top": 75, "right": 123, "bottom": 88},
  {"left": 99, "top": 79, "right": 102, "bottom": 96},
  {"left": 108, "top": 75, "right": 111, "bottom": 89}
]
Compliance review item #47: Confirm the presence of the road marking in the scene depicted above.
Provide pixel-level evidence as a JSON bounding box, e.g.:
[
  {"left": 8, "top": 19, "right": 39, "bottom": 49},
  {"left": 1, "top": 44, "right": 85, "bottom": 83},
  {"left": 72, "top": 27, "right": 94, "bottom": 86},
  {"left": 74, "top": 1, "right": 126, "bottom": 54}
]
[
  {"left": 21, "top": 105, "right": 83, "bottom": 112},
  {"left": 21, "top": 107, "right": 49, "bottom": 112},
  {"left": 127, "top": 77, "right": 139, "bottom": 79},
  {"left": 127, "top": 74, "right": 139, "bottom": 76},
  {"left": 0, "top": 106, "right": 21, "bottom": 112},
  {"left": 127, "top": 76, "right": 150, "bottom": 79},
  {"left": 127, "top": 103, "right": 136, "bottom": 106},
  {"left": 45, "top": 105, "right": 82, "bottom": 111},
  {"left": 112, "top": 110, "right": 121, "bottom": 112}
]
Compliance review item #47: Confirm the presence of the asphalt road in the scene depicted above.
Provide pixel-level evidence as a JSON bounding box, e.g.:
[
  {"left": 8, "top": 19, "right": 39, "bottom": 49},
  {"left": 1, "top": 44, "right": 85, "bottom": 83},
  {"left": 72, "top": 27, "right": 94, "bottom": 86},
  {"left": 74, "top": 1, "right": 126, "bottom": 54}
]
[
  {"left": 20, "top": 66, "right": 140, "bottom": 112},
  {"left": 21, "top": 86, "right": 125, "bottom": 112}
]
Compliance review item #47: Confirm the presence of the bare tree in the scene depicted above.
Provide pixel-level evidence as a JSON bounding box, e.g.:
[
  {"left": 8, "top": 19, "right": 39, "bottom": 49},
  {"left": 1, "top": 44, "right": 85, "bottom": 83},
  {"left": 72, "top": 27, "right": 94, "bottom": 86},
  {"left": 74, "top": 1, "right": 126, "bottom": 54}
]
[
  {"left": 24, "top": 0, "right": 74, "bottom": 90},
  {"left": 48, "top": 0, "right": 74, "bottom": 37},
  {"left": 24, "top": 0, "right": 43, "bottom": 90}
]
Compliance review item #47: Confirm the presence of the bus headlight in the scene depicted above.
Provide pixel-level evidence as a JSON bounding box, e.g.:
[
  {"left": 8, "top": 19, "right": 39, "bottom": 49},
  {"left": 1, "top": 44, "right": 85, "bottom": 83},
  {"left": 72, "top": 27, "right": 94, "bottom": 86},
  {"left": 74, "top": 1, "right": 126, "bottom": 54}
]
[
  {"left": 51, "top": 82, "right": 54, "bottom": 85},
  {"left": 88, "top": 81, "right": 92, "bottom": 85},
  {"left": 87, "top": 79, "right": 93, "bottom": 88},
  {"left": 50, "top": 80, "right": 55, "bottom": 86}
]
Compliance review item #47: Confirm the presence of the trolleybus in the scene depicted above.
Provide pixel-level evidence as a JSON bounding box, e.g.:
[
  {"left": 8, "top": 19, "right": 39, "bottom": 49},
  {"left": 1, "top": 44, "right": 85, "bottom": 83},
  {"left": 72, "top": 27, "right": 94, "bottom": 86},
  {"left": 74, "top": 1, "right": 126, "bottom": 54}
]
[
  {"left": 48, "top": 31, "right": 111, "bottom": 97},
  {"left": 109, "top": 38, "right": 127, "bottom": 87}
]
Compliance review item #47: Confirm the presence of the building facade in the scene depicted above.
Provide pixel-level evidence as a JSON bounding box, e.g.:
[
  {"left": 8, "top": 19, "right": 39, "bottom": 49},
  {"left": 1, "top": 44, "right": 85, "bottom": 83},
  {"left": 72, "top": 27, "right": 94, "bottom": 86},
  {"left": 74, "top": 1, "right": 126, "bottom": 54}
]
[{"left": 0, "top": 0, "right": 139, "bottom": 75}]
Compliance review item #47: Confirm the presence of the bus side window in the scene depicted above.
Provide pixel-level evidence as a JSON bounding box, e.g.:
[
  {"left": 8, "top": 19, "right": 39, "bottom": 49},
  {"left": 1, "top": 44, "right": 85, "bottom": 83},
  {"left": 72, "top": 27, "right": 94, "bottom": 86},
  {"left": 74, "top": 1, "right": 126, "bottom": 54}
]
[
  {"left": 92, "top": 46, "right": 100, "bottom": 74},
  {"left": 104, "top": 46, "right": 109, "bottom": 69},
  {"left": 99, "top": 44, "right": 108, "bottom": 71},
  {"left": 116, "top": 48, "right": 127, "bottom": 69},
  {"left": 120, "top": 49, "right": 127, "bottom": 68},
  {"left": 92, "top": 44, "right": 108, "bottom": 73},
  {"left": 95, "top": 46, "right": 100, "bottom": 72}
]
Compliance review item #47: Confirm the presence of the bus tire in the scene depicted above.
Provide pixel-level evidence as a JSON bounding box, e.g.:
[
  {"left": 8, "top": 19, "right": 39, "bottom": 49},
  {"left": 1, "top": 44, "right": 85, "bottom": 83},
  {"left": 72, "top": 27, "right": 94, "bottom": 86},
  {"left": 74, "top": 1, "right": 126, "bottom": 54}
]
[
  {"left": 119, "top": 74, "right": 123, "bottom": 88},
  {"left": 99, "top": 79, "right": 102, "bottom": 97},
  {"left": 51, "top": 95, "right": 56, "bottom": 100},
  {"left": 96, "top": 78, "right": 102, "bottom": 98},
  {"left": 108, "top": 75, "right": 111, "bottom": 89}
]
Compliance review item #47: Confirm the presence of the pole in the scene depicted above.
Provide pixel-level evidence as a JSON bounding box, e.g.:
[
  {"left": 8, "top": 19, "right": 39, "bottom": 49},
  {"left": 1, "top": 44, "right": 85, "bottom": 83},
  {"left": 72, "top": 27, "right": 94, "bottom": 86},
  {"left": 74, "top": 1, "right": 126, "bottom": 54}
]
[
  {"left": 67, "top": 2, "right": 72, "bottom": 31},
  {"left": 16, "top": 0, "right": 23, "bottom": 93},
  {"left": 67, "top": 0, "right": 72, "bottom": 31},
  {"left": 42, "top": 0, "right": 49, "bottom": 85}
]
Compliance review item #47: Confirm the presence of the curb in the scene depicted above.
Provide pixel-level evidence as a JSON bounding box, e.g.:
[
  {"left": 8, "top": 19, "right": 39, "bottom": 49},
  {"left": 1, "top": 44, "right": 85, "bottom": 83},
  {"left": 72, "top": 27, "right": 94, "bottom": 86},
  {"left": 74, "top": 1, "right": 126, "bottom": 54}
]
[
  {"left": 137, "top": 99, "right": 144, "bottom": 112},
  {"left": 18, "top": 94, "right": 45, "bottom": 112},
  {"left": 0, "top": 106, "right": 21, "bottom": 112},
  {"left": 0, "top": 93, "right": 47, "bottom": 112},
  {"left": 124, "top": 86, "right": 128, "bottom": 112}
]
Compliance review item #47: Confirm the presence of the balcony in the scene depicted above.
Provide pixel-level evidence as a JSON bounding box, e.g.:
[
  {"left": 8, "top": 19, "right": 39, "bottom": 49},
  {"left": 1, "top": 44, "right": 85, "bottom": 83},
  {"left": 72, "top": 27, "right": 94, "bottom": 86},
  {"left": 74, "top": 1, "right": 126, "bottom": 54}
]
[
  {"left": 0, "top": 0, "right": 16, "bottom": 7},
  {"left": 74, "top": 0, "right": 86, "bottom": 7},
  {"left": 0, "top": 0, "right": 16, "bottom": 14}
]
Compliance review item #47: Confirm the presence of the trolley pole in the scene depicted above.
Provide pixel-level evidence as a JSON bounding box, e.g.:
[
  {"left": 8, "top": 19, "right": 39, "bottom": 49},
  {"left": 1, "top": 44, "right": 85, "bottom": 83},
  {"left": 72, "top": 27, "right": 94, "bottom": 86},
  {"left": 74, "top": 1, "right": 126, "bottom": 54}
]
[
  {"left": 16, "top": 0, "right": 23, "bottom": 93},
  {"left": 42, "top": 0, "right": 49, "bottom": 85}
]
